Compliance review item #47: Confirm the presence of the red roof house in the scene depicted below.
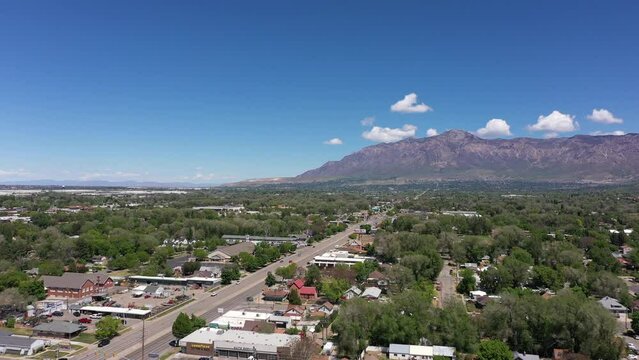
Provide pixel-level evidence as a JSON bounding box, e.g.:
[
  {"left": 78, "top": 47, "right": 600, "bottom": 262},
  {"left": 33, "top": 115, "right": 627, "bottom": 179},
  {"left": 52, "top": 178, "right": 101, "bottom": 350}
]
[
  {"left": 299, "top": 286, "right": 318, "bottom": 300},
  {"left": 290, "top": 279, "right": 305, "bottom": 290}
]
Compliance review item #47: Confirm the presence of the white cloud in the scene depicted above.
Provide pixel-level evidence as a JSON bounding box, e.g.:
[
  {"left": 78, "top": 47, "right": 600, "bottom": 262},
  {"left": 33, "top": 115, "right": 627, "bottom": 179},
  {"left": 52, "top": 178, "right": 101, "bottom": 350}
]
[
  {"left": 390, "top": 93, "right": 432, "bottom": 113},
  {"left": 476, "top": 119, "right": 512, "bottom": 138},
  {"left": 323, "top": 138, "right": 343, "bottom": 145},
  {"left": 360, "top": 116, "right": 375, "bottom": 126},
  {"left": 426, "top": 128, "right": 438, "bottom": 137},
  {"left": 362, "top": 124, "right": 417, "bottom": 143},
  {"left": 527, "top": 110, "right": 578, "bottom": 135},
  {"left": 587, "top": 108, "right": 623, "bottom": 124},
  {"left": 591, "top": 130, "right": 626, "bottom": 136}
]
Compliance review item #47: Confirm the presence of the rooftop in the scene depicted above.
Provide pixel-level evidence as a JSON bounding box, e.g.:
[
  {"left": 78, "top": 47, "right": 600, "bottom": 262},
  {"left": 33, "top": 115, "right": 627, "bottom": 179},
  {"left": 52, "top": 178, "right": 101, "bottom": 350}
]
[
  {"left": 179, "top": 328, "right": 299, "bottom": 353},
  {"left": 42, "top": 272, "right": 111, "bottom": 290},
  {"left": 33, "top": 321, "right": 83, "bottom": 334}
]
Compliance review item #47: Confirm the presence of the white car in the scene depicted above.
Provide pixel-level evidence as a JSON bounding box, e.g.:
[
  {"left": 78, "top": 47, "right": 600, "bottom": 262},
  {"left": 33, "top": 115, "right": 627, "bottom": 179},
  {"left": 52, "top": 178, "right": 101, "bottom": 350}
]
[
  {"left": 210, "top": 292, "right": 218, "bottom": 297},
  {"left": 90, "top": 313, "right": 103, "bottom": 320}
]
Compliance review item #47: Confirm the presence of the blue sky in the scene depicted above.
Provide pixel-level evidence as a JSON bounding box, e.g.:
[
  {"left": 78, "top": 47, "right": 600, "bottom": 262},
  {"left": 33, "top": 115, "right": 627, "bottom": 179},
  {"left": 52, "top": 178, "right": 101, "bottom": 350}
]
[{"left": 1, "top": 1, "right": 637, "bottom": 183}]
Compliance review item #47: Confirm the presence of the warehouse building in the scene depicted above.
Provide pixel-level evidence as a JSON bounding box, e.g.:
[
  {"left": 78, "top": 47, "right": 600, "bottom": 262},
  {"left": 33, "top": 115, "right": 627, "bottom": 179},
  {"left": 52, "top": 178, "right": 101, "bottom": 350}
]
[
  {"left": 179, "top": 328, "right": 299, "bottom": 360},
  {"left": 0, "top": 334, "right": 46, "bottom": 356},
  {"left": 209, "top": 310, "right": 272, "bottom": 329}
]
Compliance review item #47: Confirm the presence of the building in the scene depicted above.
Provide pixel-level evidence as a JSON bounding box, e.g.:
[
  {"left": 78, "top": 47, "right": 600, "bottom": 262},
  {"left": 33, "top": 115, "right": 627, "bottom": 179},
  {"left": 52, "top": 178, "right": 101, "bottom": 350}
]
[
  {"left": 41, "top": 272, "right": 114, "bottom": 298},
  {"left": 33, "top": 321, "right": 84, "bottom": 338},
  {"left": 311, "top": 251, "right": 375, "bottom": 268},
  {"left": 222, "top": 235, "right": 307, "bottom": 247},
  {"left": 144, "top": 285, "right": 166, "bottom": 297},
  {"left": 178, "top": 328, "right": 299, "bottom": 360},
  {"left": 128, "top": 275, "right": 221, "bottom": 287},
  {"left": 441, "top": 210, "right": 481, "bottom": 217},
  {"left": 514, "top": 352, "right": 540, "bottom": 360},
  {"left": 598, "top": 296, "right": 629, "bottom": 314},
  {"left": 298, "top": 286, "right": 318, "bottom": 300},
  {"left": 208, "top": 242, "right": 256, "bottom": 262},
  {"left": 209, "top": 310, "right": 272, "bottom": 330},
  {"left": 0, "top": 334, "right": 46, "bottom": 356},
  {"left": 388, "top": 343, "right": 456, "bottom": 360},
  {"left": 343, "top": 286, "right": 362, "bottom": 300},
  {"left": 262, "top": 288, "right": 289, "bottom": 301},
  {"left": 360, "top": 287, "right": 382, "bottom": 300},
  {"left": 192, "top": 205, "right": 245, "bottom": 213},
  {"left": 80, "top": 306, "right": 151, "bottom": 319}
]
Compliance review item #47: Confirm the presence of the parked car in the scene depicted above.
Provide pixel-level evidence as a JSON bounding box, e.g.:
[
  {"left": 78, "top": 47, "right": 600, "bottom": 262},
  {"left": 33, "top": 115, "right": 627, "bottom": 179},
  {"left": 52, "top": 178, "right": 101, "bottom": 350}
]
[
  {"left": 90, "top": 314, "right": 103, "bottom": 320},
  {"left": 72, "top": 311, "right": 81, "bottom": 317},
  {"left": 97, "top": 339, "right": 110, "bottom": 347},
  {"left": 169, "top": 339, "right": 179, "bottom": 347},
  {"left": 52, "top": 311, "right": 64, "bottom": 317},
  {"left": 78, "top": 318, "right": 92, "bottom": 324}
]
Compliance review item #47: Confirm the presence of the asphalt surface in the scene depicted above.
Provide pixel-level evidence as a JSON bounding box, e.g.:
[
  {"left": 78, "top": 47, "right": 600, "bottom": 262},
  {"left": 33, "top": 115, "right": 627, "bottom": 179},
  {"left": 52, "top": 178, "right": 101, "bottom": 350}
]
[{"left": 73, "top": 218, "right": 381, "bottom": 360}]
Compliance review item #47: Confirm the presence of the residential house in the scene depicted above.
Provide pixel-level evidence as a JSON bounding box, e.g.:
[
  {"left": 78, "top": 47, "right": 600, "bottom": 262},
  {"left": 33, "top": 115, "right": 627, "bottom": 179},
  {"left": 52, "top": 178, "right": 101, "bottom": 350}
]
[
  {"left": 144, "top": 285, "right": 165, "bottom": 298},
  {"left": 360, "top": 287, "right": 382, "bottom": 300},
  {"left": 299, "top": 286, "right": 318, "bottom": 300},
  {"left": 343, "top": 286, "right": 362, "bottom": 300},
  {"left": 366, "top": 271, "right": 389, "bottom": 289},
  {"left": 388, "top": 343, "right": 456, "bottom": 360},
  {"left": 318, "top": 302, "right": 335, "bottom": 315},
  {"left": 283, "top": 305, "right": 305, "bottom": 320},
  {"left": 42, "top": 272, "right": 113, "bottom": 298},
  {"left": 289, "top": 279, "right": 305, "bottom": 290},
  {"left": 598, "top": 296, "right": 629, "bottom": 314},
  {"left": 207, "top": 242, "right": 256, "bottom": 262}
]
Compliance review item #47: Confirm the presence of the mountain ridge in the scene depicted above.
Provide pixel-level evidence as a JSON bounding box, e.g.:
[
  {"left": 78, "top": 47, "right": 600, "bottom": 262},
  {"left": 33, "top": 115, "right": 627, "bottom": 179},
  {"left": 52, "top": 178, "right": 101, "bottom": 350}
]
[{"left": 295, "top": 130, "right": 639, "bottom": 184}]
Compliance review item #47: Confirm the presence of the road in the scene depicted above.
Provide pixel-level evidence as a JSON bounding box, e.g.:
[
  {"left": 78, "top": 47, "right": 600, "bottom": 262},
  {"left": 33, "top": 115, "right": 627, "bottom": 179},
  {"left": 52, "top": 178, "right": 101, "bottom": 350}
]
[
  {"left": 73, "top": 217, "right": 382, "bottom": 360},
  {"left": 435, "top": 262, "right": 457, "bottom": 308}
]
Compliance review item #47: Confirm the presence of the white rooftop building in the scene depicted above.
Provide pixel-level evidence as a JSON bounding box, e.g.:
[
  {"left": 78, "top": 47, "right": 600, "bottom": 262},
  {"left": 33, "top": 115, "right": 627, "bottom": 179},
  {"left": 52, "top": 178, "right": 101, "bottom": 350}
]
[
  {"left": 209, "top": 310, "right": 272, "bottom": 329},
  {"left": 311, "top": 250, "right": 375, "bottom": 267}
]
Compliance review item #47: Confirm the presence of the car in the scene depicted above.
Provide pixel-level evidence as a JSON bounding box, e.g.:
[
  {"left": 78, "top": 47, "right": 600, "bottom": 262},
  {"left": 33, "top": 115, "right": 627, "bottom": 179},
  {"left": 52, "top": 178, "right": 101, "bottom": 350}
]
[
  {"left": 169, "top": 339, "right": 179, "bottom": 347},
  {"left": 235, "top": 281, "right": 241, "bottom": 285},
  {"left": 246, "top": 296, "right": 254, "bottom": 302},
  {"left": 210, "top": 292, "right": 218, "bottom": 297},
  {"left": 72, "top": 311, "right": 81, "bottom": 317},
  {"left": 144, "top": 295, "right": 151, "bottom": 299},
  {"left": 78, "top": 325, "right": 88, "bottom": 331},
  {"left": 78, "top": 318, "right": 92, "bottom": 324},
  {"left": 90, "top": 314, "right": 103, "bottom": 320},
  {"left": 198, "top": 357, "right": 211, "bottom": 360},
  {"left": 97, "top": 339, "right": 110, "bottom": 347},
  {"left": 279, "top": 259, "right": 284, "bottom": 263},
  {"left": 52, "top": 311, "right": 64, "bottom": 317}
]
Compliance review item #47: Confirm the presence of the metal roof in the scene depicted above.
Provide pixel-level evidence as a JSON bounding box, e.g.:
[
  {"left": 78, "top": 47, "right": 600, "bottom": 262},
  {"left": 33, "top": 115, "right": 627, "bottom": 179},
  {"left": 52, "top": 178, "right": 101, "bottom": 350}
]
[{"left": 33, "top": 321, "right": 83, "bottom": 334}]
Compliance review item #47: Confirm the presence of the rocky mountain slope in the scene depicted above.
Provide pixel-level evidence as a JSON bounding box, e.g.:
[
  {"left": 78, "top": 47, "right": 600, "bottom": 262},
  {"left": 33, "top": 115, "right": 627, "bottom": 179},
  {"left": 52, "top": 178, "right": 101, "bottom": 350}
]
[{"left": 296, "top": 130, "right": 639, "bottom": 183}]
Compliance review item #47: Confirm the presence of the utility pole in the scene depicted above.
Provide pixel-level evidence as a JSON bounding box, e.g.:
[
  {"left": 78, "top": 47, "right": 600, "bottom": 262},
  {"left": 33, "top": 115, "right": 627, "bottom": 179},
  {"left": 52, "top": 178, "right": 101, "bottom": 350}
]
[{"left": 141, "top": 318, "right": 145, "bottom": 360}]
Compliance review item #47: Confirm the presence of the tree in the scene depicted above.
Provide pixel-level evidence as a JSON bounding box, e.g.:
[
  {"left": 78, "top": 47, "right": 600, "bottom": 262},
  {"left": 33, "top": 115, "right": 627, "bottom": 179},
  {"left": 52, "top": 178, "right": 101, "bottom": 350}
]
[
  {"left": 400, "top": 252, "right": 443, "bottom": 282},
  {"left": 193, "top": 248, "right": 208, "bottom": 261},
  {"left": 632, "top": 312, "right": 639, "bottom": 335},
  {"left": 181, "top": 261, "right": 201, "bottom": 276},
  {"left": 477, "top": 340, "right": 511, "bottom": 360},
  {"left": 321, "top": 277, "right": 350, "bottom": 303},
  {"left": 5, "top": 316, "right": 15, "bottom": 328},
  {"left": 172, "top": 312, "right": 196, "bottom": 339},
  {"left": 221, "top": 265, "right": 240, "bottom": 285},
  {"left": 304, "top": 265, "right": 321, "bottom": 287},
  {"left": 354, "top": 260, "right": 378, "bottom": 283},
  {"left": 265, "top": 272, "right": 277, "bottom": 287},
  {"left": 95, "top": 316, "right": 121, "bottom": 340},
  {"left": 276, "top": 263, "right": 298, "bottom": 279},
  {"left": 456, "top": 268, "right": 476, "bottom": 295},
  {"left": 289, "top": 288, "right": 302, "bottom": 305}
]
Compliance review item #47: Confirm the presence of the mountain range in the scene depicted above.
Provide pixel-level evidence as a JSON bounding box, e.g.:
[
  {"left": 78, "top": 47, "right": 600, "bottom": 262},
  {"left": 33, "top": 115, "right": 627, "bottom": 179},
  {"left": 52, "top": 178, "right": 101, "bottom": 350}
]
[{"left": 294, "top": 130, "right": 639, "bottom": 184}]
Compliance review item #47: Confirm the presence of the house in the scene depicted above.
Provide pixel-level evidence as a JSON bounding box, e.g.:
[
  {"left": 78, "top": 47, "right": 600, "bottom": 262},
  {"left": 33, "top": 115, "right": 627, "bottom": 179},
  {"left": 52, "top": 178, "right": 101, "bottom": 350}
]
[
  {"left": 366, "top": 271, "right": 389, "bottom": 288},
  {"left": 514, "top": 352, "right": 540, "bottom": 360},
  {"left": 360, "top": 287, "right": 382, "bottom": 300},
  {"left": 41, "top": 272, "right": 114, "bottom": 298},
  {"left": 33, "top": 321, "right": 84, "bottom": 338},
  {"left": 318, "top": 302, "right": 335, "bottom": 315},
  {"left": 343, "top": 286, "right": 362, "bottom": 300},
  {"left": 144, "top": 285, "right": 165, "bottom": 298},
  {"left": 289, "top": 279, "right": 305, "bottom": 290},
  {"left": 283, "top": 305, "right": 305, "bottom": 320},
  {"left": 208, "top": 242, "right": 256, "bottom": 262},
  {"left": 262, "top": 288, "right": 289, "bottom": 301},
  {"left": 268, "top": 315, "right": 292, "bottom": 329},
  {"left": 598, "top": 296, "right": 629, "bottom": 314},
  {"left": 299, "top": 286, "right": 318, "bottom": 300},
  {"left": 0, "top": 334, "right": 46, "bottom": 356}
]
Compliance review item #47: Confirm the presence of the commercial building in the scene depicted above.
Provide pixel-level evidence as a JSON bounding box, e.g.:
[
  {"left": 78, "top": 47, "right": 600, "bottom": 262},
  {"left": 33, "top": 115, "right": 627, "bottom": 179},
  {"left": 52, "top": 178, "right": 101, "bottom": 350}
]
[
  {"left": 209, "top": 310, "right": 272, "bottom": 329},
  {"left": 389, "top": 343, "right": 456, "bottom": 360},
  {"left": 179, "top": 328, "right": 299, "bottom": 360},
  {"left": 222, "top": 235, "right": 307, "bottom": 247},
  {"left": 0, "top": 334, "right": 45, "bottom": 356},
  {"left": 208, "top": 242, "right": 256, "bottom": 262},
  {"left": 33, "top": 321, "right": 84, "bottom": 338},
  {"left": 80, "top": 306, "right": 151, "bottom": 319},
  {"left": 128, "top": 275, "right": 221, "bottom": 287},
  {"left": 41, "top": 272, "right": 114, "bottom": 298},
  {"left": 311, "top": 251, "right": 375, "bottom": 267}
]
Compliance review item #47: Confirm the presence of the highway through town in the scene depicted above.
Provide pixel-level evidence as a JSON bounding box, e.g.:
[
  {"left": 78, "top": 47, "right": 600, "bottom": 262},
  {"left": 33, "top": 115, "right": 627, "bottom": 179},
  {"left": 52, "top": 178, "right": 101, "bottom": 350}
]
[{"left": 73, "top": 217, "right": 382, "bottom": 360}]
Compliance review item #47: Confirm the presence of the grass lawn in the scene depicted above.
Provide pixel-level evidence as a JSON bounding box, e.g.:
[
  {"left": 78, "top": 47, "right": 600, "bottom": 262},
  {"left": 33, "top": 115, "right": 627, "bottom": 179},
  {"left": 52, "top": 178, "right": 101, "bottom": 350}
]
[
  {"left": 0, "top": 326, "right": 33, "bottom": 336},
  {"left": 74, "top": 332, "right": 97, "bottom": 344},
  {"left": 34, "top": 350, "right": 70, "bottom": 359}
]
